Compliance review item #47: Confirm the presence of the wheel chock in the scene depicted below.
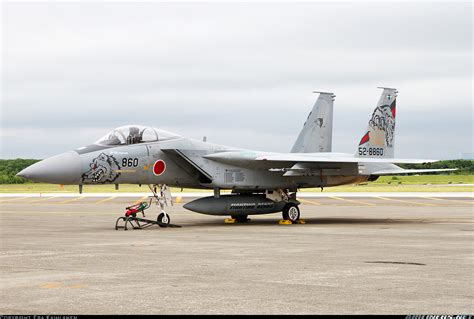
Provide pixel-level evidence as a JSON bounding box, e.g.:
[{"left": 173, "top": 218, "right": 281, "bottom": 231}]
[
  {"left": 225, "top": 218, "right": 236, "bottom": 224},
  {"left": 278, "top": 219, "right": 305, "bottom": 225}
]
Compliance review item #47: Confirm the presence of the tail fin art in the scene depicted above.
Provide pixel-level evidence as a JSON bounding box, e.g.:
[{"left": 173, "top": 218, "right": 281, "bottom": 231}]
[
  {"left": 356, "top": 87, "right": 397, "bottom": 158},
  {"left": 291, "top": 92, "right": 335, "bottom": 153}
]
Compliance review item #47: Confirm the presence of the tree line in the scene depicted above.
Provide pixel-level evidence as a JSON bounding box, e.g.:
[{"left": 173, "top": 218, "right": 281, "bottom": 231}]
[
  {"left": 399, "top": 159, "right": 474, "bottom": 174},
  {"left": 0, "top": 158, "right": 473, "bottom": 184},
  {"left": 0, "top": 159, "right": 41, "bottom": 184}
]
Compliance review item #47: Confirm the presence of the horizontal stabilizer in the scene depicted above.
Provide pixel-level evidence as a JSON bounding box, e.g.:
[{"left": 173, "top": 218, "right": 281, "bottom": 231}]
[{"left": 369, "top": 168, "right": 458, "bottom": 175}]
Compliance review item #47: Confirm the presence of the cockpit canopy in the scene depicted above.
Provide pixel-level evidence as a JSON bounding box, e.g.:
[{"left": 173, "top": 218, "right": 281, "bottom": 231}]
[{"left": 94, "top": 125, "right": 179, "bottom": 146}]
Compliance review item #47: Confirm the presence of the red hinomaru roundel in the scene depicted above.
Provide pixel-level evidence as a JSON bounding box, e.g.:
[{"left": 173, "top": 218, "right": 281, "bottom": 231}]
[{"left": 153, "top": 160, "right": 166, "bottom": 176}]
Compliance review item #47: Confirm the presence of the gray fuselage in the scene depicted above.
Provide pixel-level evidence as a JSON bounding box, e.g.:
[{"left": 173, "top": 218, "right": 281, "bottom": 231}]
[
  {"left": 18, "top": 133, "right": 369, "bottom": 191},
  {"left": 73, "top": 136, "right": 368, "bottom": 191}
]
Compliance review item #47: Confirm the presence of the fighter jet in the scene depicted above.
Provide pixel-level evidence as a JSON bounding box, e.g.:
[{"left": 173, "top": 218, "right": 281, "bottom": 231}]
[{"left": 17, "top": 88, "right": 454, "bottom": 223}]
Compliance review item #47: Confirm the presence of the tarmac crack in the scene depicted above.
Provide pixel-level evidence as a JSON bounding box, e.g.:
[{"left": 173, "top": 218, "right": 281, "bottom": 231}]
[{"left": 365, "top": 261, "right": 426, "bottom": 266}]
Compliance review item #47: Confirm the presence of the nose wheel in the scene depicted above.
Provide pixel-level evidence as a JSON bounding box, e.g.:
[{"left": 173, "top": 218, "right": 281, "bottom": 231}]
[
  {"left": 157, "top": 212, "right": 170, "bottom": 227},
  {"left": 282, "top": 203, "right": 300, "bottom": 222}
]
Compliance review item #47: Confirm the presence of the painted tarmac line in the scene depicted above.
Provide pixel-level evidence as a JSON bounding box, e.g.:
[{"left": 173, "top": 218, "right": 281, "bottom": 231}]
[
  {"left": 376, "top": 196, "right": 437, "bottom": 207},
  {"left": 0, "top": 197, "right": 28, "bottom": 203},
  {"left": 298, "top": 198, "right": 322, "bottom": 206},
  {"left": 28, "top": 197, "right": 55, "bottom": 203},
  {"left": 0, "top": 211, "right": 119, "bottom": 216},
  {"left": 329, "top": 196, "right": 375, "bottom": 206},
  {"left": 132, "top": 196, "right": 148, "bottom": 205},
  {"left": 95, "top": 196, "right": 116, "bottom": 204},
  {"left": 422, "top": 196, "right": 474, "bottom": 205},
  {"left": 40, "top": 282, "right": 63, "bottom": 289},
  {"left": 59, "top": 197, "right": 86, "bottom": 204}
]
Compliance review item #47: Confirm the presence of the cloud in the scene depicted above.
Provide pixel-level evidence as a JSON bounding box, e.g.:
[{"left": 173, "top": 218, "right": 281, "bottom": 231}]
[{"left": 1, "top": 1, "right": 472, "bottom": 159}]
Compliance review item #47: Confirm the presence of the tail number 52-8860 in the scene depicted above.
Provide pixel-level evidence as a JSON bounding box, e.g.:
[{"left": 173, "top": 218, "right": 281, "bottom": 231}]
[{"left": 358, "top": 147, "right": 384, "bottom": 156}]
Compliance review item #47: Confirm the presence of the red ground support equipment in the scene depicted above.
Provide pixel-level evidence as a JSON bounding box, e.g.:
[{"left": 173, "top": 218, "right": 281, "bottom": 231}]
[
  {"left": 115, "top": 197, "right": 180, "bottom": 230},
  {"left": 125, "top": 201, "right": 149, "bottom": 217}
]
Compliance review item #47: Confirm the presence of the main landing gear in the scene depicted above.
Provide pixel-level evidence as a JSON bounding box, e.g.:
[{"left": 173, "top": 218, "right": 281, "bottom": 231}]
[
  {"left": 115, "top": 184, "right": 181, "bottom": 230},
  {"left": 282, "top": 202, "right": 301, "bottom": 223},
  {"left": 269, "top": 189, "right": 304, "bottom": 224},
  {"left": 224, "top": 189, "right": 303, "bottom": 225}
]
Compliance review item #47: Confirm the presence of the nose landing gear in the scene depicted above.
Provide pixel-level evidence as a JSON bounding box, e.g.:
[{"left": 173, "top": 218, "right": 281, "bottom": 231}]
[{"left": 157, "top": 212, "right": 170, "bottom": 227}]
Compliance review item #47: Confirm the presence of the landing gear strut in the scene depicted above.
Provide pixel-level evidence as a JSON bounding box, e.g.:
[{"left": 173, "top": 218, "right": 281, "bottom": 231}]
[
  {"left": 266, "top": 188, "right": 301, "bottom": 223},
  {"left": 149, "top": 184, "right": 173, "bottom": 228}
]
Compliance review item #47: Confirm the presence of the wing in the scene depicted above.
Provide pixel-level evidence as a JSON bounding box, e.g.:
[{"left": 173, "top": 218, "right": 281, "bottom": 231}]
[
  {"left": 161, "top": 149, "right": 213, "bottom": 184},
  {"left": 204, "top": 151, "right": 456, "bottom": 176},
  {"left": 204, "top": 151, "right": 439, "bottom": 165},
  {"left": 256, "top": 153, "right": 438, "bottom": 164}
]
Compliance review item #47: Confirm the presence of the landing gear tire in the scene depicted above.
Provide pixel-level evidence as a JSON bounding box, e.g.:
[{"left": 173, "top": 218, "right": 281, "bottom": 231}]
[
  {"left": 282, "top": 203, "right": 300, "bottom": 222},
  {"left": 157, "top": 213, "right": 170, "bottom": 227},
  {"left": 232, "top": 215, "right": 248, "bottom": 223}
]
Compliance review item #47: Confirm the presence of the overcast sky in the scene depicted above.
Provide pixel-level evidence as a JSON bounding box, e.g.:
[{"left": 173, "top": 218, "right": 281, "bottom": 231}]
[{"left": 1, "top": 1, "right": 472, "bottom": 159}]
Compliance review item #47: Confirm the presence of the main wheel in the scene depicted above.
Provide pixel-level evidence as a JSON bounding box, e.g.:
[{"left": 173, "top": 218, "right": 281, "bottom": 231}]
[
  {"left": 231, "top": 215, "right": 248, "bottom": 223},
  {"left": 282, "top": 203, "right": 300, "bottom": 222},
  {"left": 157, "top": 213, "right": 170, "bottom": 227}
]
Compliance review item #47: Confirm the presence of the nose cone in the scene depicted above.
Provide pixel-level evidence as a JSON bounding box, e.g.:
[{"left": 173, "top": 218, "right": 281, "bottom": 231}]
[{"left": 17, "top": 151, "right": 82, "bottom": 184}]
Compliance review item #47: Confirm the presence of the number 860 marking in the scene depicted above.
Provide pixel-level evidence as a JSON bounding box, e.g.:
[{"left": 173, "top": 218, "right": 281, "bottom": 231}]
[{"left": 122, "top": 158, "right": 139, "bottom": 167}]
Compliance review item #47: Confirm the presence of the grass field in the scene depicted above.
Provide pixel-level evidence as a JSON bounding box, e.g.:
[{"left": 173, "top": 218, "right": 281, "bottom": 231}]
[{"left": 0, "top": 175, "right": 472, "bottom": 193}]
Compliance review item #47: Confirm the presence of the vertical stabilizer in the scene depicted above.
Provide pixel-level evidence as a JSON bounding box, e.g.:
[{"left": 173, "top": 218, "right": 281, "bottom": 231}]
[
  {"left": 356, "top": 87, "right": 397, "bottom": 158},
  {"left": 291, "top": 92, "right": 335, "bottom": 153}
]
